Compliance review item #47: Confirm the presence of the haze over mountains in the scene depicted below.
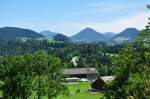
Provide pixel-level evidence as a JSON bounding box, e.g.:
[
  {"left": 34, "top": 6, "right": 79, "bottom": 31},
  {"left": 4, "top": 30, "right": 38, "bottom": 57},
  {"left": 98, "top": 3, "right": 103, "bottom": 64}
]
[
  {"left": 103, "top": 32, "right": 116, "bottom": 42},
  {"left": 0, "top": 27, "right": 139, "bottom": 43},
  {"left": 39, "top": 31, "right": 58, "bottom": 39}
]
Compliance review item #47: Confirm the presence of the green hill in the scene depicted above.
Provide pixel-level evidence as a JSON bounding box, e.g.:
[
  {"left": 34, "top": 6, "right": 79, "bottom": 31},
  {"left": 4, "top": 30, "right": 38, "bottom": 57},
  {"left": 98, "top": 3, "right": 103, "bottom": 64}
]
[{"left": 0, "top": 27, "right": 43, "bottom": 40}]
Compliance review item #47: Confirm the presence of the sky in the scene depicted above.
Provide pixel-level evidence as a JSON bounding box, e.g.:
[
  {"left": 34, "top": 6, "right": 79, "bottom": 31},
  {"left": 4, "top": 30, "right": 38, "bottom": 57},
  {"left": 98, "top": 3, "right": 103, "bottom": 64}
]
[{"left": 0, "top": 0, "right": 149, "bottom": 36}]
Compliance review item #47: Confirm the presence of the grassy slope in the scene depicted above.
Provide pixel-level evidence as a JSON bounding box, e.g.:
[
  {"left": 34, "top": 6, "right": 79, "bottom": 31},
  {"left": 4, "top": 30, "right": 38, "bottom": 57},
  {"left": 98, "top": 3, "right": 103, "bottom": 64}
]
[{"left": 57, "top": 82, "right": 104, "bottom": 99}]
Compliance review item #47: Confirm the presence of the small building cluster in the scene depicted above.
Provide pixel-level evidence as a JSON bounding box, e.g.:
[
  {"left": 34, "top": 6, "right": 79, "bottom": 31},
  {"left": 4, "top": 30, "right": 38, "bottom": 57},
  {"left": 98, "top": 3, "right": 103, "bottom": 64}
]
[{"left": 63, "top": 68, "right": 114, "bottom": 91}]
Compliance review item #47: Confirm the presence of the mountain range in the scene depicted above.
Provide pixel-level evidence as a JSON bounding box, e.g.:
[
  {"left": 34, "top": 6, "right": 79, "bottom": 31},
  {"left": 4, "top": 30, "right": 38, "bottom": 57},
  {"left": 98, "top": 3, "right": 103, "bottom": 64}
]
[
  {"left": 70, "top": 28, "right": 139, "bottom": 43},
  {"left": 0, "top": 27, "right": 139, "bottom": 43}
]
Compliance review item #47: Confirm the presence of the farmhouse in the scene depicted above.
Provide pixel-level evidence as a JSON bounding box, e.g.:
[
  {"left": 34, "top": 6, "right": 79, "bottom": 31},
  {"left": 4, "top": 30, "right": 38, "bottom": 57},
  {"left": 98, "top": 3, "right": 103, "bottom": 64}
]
[
  {"left": 64, "top": 68, "right": 99, "bottom": 81},
  {"left": 91, "top": 76, "right": 114, "bottom": 91}
]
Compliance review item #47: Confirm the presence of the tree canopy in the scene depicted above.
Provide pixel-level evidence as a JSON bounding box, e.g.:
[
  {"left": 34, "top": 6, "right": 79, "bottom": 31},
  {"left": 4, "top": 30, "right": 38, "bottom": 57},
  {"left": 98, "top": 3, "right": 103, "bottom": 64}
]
[{"left": 0, "top": 51, "right": 68, "bottom": 99}]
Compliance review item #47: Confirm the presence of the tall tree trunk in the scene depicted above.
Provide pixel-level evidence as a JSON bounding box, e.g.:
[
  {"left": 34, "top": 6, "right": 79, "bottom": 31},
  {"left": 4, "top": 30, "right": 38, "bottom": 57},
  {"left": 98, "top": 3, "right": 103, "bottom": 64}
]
[
  {"left": 38, "top": 75, "right": 41, "bottom": 99},
  {"left": 48, "top": 95, "right": 51, "bottom": 99},
  {"left": 12, "top": 95, "right": 16, "bottom": 99}
]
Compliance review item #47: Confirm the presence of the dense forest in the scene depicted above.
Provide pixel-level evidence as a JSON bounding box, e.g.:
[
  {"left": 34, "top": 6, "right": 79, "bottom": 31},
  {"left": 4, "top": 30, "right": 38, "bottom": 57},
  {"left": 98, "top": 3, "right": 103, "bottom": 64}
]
[{"left": 0, "top": 39, "right": 124, "bottom": 76}]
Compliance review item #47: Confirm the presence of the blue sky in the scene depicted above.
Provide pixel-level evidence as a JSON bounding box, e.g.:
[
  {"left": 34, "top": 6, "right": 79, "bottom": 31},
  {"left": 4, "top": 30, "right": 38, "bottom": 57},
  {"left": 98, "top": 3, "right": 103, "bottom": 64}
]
[{"left": 0, "top": 0, "right": 149, "bottom": 36}]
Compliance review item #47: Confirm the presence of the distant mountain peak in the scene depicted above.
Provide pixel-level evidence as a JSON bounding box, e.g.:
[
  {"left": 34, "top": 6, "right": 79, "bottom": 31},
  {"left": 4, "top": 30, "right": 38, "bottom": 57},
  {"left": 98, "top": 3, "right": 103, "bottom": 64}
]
[
  {"left": 121, "top": 28, "right": 138, "bottom": 32},
  {"left": 112, "top": 28, "right": 139, "bottom": 43},
  {"left": 117, "top": 28, "right": 139, "bottom": 36},
  {"left": 71, "top": 28, "right": 103, "bottom": 42},
  {"left": 80, "top": 28, "right": 99, "bottom": 33},
  {"left": 125, "top": 27, "right": 138, "bottom": 30}
]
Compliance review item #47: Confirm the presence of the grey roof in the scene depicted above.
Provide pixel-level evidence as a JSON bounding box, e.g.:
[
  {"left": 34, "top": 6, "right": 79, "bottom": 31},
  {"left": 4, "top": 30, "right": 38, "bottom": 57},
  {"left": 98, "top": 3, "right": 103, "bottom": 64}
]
[
  {"left": 64, "top": 68, "right": 98, "bottom": 75},
  {"left": 101, "top": 76, "right": 114, "bottom": 82}
]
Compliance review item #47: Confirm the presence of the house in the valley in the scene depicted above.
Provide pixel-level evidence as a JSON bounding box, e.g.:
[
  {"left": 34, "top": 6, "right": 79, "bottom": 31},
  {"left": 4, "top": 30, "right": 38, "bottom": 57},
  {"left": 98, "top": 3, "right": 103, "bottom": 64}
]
[
  {"left": 64, "top": 68, "right": 99, "bottom": 81},
  {"left": 91, "top": 76, "right": 114, "bottom": 91}
]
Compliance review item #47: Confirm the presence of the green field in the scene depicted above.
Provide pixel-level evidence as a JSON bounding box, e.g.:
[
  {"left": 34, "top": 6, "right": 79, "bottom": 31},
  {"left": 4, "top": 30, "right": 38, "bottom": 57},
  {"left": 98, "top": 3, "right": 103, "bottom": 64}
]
[
  {"left": 57, "top": 82, "right": 104, "bottom": 99},
  {"left": 1, "top": 82, "right": 104, "bottom": 99},
  {"left": 31, "top": 82, "right": 104, "bottom": 99}
]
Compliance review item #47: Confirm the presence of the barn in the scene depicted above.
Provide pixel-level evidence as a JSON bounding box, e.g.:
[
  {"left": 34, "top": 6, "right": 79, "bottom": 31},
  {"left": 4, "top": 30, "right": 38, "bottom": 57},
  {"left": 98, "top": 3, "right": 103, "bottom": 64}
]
[
  {"left": 91, "top": 76, "right": 114, "bottom": 91},
  {"left": 64, "top": 68, "right": 99, "bottom": 81}
]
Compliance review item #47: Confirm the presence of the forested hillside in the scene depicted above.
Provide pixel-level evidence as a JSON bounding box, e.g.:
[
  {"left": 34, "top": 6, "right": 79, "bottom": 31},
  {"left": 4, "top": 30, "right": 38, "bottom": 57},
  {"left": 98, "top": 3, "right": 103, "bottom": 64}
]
[
  {"left": 0, "top": 27, "right": 43, "bottom": 40},
  {"left": 0, "top": 39, "right": 124, "bottom": 75}
]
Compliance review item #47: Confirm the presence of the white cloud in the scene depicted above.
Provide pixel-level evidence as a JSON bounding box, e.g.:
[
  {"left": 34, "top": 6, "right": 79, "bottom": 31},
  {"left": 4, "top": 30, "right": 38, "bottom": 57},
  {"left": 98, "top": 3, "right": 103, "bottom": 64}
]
[
  {"left": 87, "top": 1, "right": 147, "bottom": 14},
  {"left": 99, "top": 12, "right": 149, "bottom": 33},
  {"left": 55, "top": 12, "right": 149, "bottom": 36}
]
